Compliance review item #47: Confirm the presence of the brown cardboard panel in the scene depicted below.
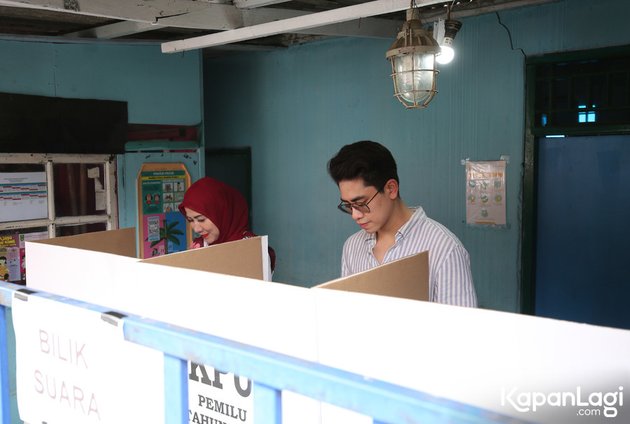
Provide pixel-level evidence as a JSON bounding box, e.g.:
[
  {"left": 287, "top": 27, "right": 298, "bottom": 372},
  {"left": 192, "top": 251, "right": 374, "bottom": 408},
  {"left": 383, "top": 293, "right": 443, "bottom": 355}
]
[
  {"left": 34, "top": 227, "right": 137, "bottom": 258},
  {"left": 315, "top": 251, "right": 429, "bottom": 301},
  {"left": 141, "top": 237, "right": 264, "bottom": 280}
]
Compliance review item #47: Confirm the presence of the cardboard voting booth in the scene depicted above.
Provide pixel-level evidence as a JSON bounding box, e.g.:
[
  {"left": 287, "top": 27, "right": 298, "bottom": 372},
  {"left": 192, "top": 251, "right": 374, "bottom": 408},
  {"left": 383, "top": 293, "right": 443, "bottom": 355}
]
[
  {"left": 17, "top": 228, "right": 630, "bottom": 424},
  {"left": 315, "top": 252, "right": 428, "bottom": 301},
  {"left": 21, "top": 229, "right": 282, "bottom": 424}
]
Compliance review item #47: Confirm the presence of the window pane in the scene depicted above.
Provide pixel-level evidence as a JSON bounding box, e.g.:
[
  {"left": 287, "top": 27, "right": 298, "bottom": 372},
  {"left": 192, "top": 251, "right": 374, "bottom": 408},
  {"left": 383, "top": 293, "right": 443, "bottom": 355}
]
[
  {"left": 55, "top": 222, "right": 107, "bottom": 237},
  {"left": 533, "top": 53, "right": 630, "bottom": 128},
  {"left": 0, "top": 166, "right": 48, "bottom": 222},
  {"left": 53, "top": 163, "right": 108, "bottom": 217}
]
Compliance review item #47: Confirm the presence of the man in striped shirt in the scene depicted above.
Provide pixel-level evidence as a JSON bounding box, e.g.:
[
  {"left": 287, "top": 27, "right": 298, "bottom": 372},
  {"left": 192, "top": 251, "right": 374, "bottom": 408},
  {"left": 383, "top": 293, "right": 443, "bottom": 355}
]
[{"left": 327, "top": 140, "right": 477, "bottom": 307}]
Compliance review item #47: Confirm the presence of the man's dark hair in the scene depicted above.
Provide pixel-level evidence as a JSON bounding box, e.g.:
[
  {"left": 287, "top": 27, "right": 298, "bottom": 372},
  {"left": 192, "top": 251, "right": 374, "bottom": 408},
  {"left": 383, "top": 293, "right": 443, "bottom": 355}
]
[{"left": 327, "top": 140, "right": 399, "bottom": 190}]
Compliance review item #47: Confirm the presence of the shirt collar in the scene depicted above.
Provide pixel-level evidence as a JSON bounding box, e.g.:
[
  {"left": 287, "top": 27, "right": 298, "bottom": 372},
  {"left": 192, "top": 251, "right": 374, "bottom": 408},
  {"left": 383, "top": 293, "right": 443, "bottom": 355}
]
[{"left": 362, "top": 206, "right": 426, "bottom": 245}]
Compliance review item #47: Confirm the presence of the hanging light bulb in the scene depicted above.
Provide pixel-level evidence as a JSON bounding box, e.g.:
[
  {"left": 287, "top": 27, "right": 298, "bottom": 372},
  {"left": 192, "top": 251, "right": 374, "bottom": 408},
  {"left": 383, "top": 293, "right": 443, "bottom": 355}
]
[
  {"left": 436, "top": 6, "right": 462, "bottom": 65},
  {"left": 385, "top": 5, "right": 440, "bottom": 109}
]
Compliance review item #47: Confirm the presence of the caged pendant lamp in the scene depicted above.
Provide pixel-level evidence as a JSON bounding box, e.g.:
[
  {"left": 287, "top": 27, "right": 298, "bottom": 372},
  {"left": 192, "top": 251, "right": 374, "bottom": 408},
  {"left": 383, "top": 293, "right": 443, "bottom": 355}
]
[{"left": 385, "top": 3, "right": 440, "bottom": 109}]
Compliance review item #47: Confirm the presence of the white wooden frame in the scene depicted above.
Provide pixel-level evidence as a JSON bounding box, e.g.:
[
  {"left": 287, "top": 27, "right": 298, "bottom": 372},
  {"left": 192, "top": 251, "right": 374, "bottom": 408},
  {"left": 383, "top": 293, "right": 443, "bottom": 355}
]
[{"left": 0, "top": 153, "right": 118, "bottom": 237}]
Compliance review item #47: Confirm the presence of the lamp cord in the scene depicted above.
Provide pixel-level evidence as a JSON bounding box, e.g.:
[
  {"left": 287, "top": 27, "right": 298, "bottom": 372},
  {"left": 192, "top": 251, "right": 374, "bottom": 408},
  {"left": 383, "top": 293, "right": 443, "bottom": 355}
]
[{"left": 495, "top": 12, "right": 526, "bottom": 57}]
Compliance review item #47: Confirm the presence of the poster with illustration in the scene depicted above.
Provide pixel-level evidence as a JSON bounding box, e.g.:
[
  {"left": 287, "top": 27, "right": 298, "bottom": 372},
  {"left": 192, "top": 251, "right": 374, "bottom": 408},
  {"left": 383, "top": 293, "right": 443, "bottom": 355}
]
[
  {"left": 0, "top": 230, "right": 49, "bottom": 283},
  {"left": 465, "top": 160, "right": 507, "bottom": 227},
  {"left": 137, "top": 164, "right": 191, "bottom": 258},
  {"left": 0, "top": 233, "right": 19, "bottom": 282}
]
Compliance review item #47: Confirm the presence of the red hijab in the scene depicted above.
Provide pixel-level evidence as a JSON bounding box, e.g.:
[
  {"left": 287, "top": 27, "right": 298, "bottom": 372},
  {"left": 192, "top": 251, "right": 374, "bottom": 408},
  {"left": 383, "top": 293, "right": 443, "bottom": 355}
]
[{"left": 178, "top": 177, "right": 252, "bottom": 245}]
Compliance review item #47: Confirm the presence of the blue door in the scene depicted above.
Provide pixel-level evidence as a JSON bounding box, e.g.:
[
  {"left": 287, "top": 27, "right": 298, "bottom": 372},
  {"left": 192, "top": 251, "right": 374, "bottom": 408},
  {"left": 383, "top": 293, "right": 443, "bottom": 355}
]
[{"left": 535, "top": 135, "right": 630, "bottom": 329}]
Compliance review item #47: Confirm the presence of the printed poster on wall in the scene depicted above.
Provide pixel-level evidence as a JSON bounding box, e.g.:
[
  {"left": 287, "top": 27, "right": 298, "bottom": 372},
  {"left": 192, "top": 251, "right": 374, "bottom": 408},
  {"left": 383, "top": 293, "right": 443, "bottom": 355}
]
[
  {"left": 465, "top": 160, "right": 507, "bottom": 227},
  {"left": 0, "top": 230, "right": 48, "bottom": 283},
  {"left": 137, "top": 163, "right": 191, "bottom": 258},
  {"left": 0, "top": 172, "right": 48, "bottom": 222}
]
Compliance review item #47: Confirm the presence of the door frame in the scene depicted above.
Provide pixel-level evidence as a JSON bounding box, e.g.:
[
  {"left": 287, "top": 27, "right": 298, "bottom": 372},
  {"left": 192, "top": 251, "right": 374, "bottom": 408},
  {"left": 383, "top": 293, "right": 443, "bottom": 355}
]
[{"left": 520, "top": 45, "right": 630, "bottom": 314}]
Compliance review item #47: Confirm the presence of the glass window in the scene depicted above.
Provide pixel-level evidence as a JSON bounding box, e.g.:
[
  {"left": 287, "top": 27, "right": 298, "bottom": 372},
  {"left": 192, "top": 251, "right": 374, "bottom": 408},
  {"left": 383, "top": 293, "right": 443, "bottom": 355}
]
[
  {"left": 56, "top": 222, "right": 108, "bottom": 237},
  {"left": 533, "top": 54, "right": 630, "bottom": 128},
  {"left": 0, "top": 154, "right": 118, "bottom": 284},
  {"left": 53, "top": 163, "right": 108, "bottom": 217}
]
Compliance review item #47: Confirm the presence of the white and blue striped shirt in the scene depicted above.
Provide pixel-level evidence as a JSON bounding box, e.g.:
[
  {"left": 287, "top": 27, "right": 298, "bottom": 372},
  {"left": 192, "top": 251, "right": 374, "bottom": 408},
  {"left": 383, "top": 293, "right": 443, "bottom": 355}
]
[{"left": 341, "top": 207, "right": 477, "bottom": 307}]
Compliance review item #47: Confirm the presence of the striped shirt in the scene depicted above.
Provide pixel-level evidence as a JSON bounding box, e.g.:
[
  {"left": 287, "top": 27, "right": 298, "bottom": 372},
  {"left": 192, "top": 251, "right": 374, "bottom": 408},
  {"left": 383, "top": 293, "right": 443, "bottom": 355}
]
[{"left": 341, "top": 207, "right": 477, "bottom": 307}]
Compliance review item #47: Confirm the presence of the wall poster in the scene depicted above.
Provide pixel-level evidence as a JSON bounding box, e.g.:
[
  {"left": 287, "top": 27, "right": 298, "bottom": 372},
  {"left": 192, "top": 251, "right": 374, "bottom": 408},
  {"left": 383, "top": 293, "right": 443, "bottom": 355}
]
[
  {"left": 0, "top": 230, "right": 48, "bottom": 283},
  {"left": 465, "top": 160, "right": 507, "bottom": 227},
  {"left": 137, "top": 163, "right": 191, "bottom": 258},
  {"left": 0, "top": 172, "right": 48, "bottom": 222}
]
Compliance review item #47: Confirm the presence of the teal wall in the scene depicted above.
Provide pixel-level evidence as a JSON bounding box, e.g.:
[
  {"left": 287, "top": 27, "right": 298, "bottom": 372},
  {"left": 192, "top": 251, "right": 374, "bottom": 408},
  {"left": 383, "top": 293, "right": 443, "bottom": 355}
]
[
  {"left": 203, "top": 0, "right": 630, "bottom": 312},
  {"left": 0, "top": 39, "right": 202, "bottom": 124}
]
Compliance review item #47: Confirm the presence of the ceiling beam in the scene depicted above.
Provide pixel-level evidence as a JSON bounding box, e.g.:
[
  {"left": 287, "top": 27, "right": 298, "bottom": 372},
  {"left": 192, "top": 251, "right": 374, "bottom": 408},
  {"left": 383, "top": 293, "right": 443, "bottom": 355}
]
[
  {"left": 241, "top": 7, "right": 401, "bottom": 39},
  {"left": 0, "top": 0, "right": 401, "bottom": 41},
  {"left": 295, "top": 18, "right": 401, "bottom": 39},
  {"left": 64, "top": 21, "right": 164, "bottom": 39},
  {"left": 161, "top": 0, "right": 446, "bottom": 53},
  {"left": 233, "top": 0, "right": 291, "bottom": 9},
  {"left": 0, "top": 0, "right": 237, "bottom": 24}
]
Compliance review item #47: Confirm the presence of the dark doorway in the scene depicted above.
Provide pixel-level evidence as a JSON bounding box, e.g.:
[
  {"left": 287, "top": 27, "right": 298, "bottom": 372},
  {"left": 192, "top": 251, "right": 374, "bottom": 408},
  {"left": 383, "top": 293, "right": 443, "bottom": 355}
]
[
  {"left": 205, "top": 147, "right": 253, "bottom": 226},
  {"left": 522, "top": 46, "right": 630, "bottom": 329}
]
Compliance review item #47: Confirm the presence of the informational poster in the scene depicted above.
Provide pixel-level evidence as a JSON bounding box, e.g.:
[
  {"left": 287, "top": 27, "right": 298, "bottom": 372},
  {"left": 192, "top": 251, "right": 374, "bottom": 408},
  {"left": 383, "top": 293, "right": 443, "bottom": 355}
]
[
  {"left": 12, "top": 293, "right": 164, "bottom": 424},
  {"left": 0, "top": 172, "right": 48, "bottom": 222},
  {"left": 465, "top": 160, "right": 507, "bottom": 227},
  {"left": 137, "top": 164, "right": 191, "bottom": 258}
]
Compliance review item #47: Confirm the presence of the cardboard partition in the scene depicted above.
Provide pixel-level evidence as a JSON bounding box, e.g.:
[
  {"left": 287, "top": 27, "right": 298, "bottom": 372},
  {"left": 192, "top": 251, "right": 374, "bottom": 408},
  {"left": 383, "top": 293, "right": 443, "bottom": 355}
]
[
  {"left": 315, "top": 251, "right": 428, "bottom": 301},
  {"left": 312, "top": 286, "right": 630, "bottom": 423},
  {"left": 24, "top": 229, "right": 320, "bottom": 424},
  {"left": 35, "top": 227, "right": 137, "bottom": 258},
  {"left": 27, "top": 227, "right": 269, "bottom": 279},
  {"left": 22, "top": 229, "right": 630, "bottom": 424},
  {"left": 26, "top": 234, "right": 318, "bottom": 358},
  {"left": 142, "top": 237, "right": 265, "bottom": 280}
]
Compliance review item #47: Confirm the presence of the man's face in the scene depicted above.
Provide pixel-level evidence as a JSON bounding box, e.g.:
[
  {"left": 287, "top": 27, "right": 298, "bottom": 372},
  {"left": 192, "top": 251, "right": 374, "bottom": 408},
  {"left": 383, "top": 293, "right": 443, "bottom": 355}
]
[{"left": 338, "top": 178, "right": 393, "bottom": 234}]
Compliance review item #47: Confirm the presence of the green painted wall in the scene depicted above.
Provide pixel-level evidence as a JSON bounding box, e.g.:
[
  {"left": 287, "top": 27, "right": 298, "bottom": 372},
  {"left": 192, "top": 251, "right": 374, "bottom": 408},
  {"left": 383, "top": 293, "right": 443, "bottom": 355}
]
[{"left": 203, "top": 0, "right": 630, "bottom": 312}]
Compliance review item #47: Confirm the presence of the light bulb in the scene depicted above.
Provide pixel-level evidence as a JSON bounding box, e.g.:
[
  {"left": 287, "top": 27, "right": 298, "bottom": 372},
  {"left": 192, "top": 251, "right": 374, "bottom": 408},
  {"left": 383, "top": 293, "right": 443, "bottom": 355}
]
[{"left": 436, "top": 38, "right": 455, "bottom": 64}]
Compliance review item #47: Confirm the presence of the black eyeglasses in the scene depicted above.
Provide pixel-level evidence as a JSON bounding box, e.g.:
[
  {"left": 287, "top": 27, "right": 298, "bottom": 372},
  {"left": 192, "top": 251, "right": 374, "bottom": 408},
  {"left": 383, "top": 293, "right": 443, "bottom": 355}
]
[{"left": 337, "top": 190, "right": 380, "bottom": 214}]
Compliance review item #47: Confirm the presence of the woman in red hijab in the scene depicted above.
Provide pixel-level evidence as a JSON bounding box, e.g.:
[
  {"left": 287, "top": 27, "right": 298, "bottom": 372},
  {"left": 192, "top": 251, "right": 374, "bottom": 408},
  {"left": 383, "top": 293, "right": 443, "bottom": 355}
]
[{"left": 178, "top": 177, "right": 276, "bottom": 271}]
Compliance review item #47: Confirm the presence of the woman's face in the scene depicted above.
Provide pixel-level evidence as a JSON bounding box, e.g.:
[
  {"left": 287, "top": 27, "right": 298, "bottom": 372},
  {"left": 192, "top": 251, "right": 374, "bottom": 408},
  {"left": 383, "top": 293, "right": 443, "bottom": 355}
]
[{"left": 184, "top": 207, "right": 220, "bottom": 245}]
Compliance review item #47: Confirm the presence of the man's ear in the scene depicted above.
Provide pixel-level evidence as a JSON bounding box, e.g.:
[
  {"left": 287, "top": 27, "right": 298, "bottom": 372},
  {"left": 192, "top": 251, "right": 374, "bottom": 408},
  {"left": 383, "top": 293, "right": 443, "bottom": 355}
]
[{"left": 385, "top": 178, "right": 399, "bottom": 199}]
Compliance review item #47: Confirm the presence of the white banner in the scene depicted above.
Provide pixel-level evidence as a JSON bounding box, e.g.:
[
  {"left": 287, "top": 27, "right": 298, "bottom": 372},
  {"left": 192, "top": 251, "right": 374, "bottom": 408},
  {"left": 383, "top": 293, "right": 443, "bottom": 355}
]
[{"left": 12, "top": 293, "right": 165, "bottom": 424}]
